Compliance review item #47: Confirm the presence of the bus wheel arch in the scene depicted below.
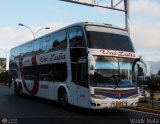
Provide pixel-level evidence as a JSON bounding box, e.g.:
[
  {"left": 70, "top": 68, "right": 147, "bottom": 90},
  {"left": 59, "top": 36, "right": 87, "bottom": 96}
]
[{"left": 58, "top": 86, "right": 69, "bottom": 107}]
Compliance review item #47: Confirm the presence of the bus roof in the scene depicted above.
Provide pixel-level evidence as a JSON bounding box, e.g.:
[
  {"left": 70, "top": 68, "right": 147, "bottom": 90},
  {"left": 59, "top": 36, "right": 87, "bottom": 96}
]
[{"left": 11, "top": 22, "right": 127, "bottom": 50}]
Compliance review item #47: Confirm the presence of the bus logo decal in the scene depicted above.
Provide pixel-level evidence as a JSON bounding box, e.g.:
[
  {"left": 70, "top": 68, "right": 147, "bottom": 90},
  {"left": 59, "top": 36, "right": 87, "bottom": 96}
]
[
  {"left": 40, "top": 52, "right": 66, "bottom": 63},
  {"left": 19, "top": 57, "right": 39, "bottom": 96},
  {"left": 100, "top": 49, "right": 136, "bottom": 58}
]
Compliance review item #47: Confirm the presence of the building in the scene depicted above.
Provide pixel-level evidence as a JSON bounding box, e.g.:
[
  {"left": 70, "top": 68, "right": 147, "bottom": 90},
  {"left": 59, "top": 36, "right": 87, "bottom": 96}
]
[{"left": 0, "top": 58, "right": 6, "bottom": 73}]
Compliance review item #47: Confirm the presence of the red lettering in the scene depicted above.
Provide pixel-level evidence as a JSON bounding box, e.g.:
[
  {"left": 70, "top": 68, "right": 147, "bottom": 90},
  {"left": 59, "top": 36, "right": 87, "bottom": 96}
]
[
  {"left": 99, "top": 49, "right": 136, "bottom": 58},
  {"left": 118, "top": 51, "right": 124, "bottom": 57}
]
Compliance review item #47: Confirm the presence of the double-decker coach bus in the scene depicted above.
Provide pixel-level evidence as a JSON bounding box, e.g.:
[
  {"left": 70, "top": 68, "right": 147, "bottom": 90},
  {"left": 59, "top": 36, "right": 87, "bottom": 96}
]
[{"left": 9, "top": 22, "right": 140, "bottom": 109}]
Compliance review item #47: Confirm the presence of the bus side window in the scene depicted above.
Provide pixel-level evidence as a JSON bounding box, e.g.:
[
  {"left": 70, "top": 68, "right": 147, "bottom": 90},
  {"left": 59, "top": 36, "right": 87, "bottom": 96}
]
[
  {"left": 23, "top": 66, "right": 40, "bottom": 80},
  {"left": 40, "top": 65, "right": 50, "bottom": 81},
  {"left": 12, "top": 47, "right": 19, "bottom": 58},
  {"left": 23, "top": 67, "right": 32, "bottom": 80},
  {"left": 26, "top": 42, "right": 33, "bottom": 56},
  {"left": 20, "top": 45, "right": 26, "bottom": 56},
  {"left": 40, "top": 38, "right": 47, "bottom": 52},
  {"left": 68, "top": 26, "right": 87, "bottom": 62},
  {"left": 46, "top": 35, "right": 53, "bottom": 51},
  {"left": 68, "top": 26, "right": 86, "bottom": 47},
  {"left": 70, "top": 48, "right": 86, "bottom": 62},
  {"left": 49, "top": 30, "right": 67, "bottom": 51},
  {"left": 53, "top": 63, "right": 67, "bottom": 82},
  {"left": 33, "top": 40, "right": 40, "bottom": 53}
]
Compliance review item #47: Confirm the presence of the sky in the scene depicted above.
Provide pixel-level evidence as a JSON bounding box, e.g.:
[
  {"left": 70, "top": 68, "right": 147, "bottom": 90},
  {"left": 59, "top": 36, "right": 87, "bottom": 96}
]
[{"left": 0, "top": 0, "right": 160, "bottom": 64}]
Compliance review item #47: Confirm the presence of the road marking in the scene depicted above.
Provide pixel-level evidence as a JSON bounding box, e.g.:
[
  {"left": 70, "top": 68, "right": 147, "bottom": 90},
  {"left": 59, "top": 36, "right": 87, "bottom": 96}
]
[{"left": 119, "top": 108, "right": 160, "bottom": 117}]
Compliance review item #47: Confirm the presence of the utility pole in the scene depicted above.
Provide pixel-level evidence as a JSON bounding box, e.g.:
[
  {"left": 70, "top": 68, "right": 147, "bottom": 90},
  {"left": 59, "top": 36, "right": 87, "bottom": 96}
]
[{"left": 60, "top": 0, "right": 130, "bottom": 34}]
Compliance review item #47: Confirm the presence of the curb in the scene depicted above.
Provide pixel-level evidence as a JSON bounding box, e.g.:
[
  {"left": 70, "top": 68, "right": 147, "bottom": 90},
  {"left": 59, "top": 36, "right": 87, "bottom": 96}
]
[{"left": 127, "top": 107, "right": 160, "bottom": 115}]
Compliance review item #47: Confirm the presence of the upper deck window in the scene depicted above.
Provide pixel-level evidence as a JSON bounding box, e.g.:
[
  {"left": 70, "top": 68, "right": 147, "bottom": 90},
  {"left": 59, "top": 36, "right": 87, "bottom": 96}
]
[
  {"left": 68, "top": 26, "right": 86, "bottom": 47},
  {"left": 86, "top": 26, "right": 135, "bottom": 52},
  {"left": 52, "top": 30, "right": 67, "bottom": 50},
  {"left": 47, "top": 30, "right": 67, "bottom": 51}
]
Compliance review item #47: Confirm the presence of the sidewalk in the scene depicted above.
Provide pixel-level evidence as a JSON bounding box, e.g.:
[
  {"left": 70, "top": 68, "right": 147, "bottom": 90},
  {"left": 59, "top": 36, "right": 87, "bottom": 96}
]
[{"left": 128, "top": 100, "right": 160, "bottom": 115}]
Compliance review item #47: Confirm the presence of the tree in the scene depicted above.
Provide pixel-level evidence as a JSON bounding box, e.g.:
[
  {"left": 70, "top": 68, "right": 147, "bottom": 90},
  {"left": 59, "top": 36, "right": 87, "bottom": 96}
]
[
  {"left": 0, "top": 59, "right": 6, "bottom": 73},
  {"left": 0, "top": 71, "right": 8, "bottom": 85},
  {"left": 147, "top": 75, "right": 160, "bottom": 109}
]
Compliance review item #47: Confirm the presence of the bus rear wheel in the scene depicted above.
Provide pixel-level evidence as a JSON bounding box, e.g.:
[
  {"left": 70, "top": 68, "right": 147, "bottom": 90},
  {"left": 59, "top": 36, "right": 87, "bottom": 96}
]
[
  {"left": 58, "top": 91, "right": 68, "bottom": 108},
  {"left": 14, "top": 82, "right": 23, "bottom": 96},
  {"left": 18, "top": 85, "right": 23, "bottom": 96},
  {"left": 14, "top": 83, "right": 18, "bottom": 95}
]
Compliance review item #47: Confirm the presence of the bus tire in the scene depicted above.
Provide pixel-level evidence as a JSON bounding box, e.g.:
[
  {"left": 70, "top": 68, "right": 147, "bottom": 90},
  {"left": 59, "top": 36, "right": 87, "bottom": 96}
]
[
  {"left": 58, "top": 89, "right": 68, "bottom": 108},
  {"left": 14, "top": 82, "right": 18, "bottom": 96},
  {"left": 18, "top": 84, "right": 23, "bottom": 96}
]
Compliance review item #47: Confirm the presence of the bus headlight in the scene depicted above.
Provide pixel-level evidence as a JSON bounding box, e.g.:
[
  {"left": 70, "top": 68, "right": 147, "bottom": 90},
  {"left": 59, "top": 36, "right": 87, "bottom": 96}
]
[
  {"left": 91, "top": 94, "right": 106, "bottom": 99},
  {"left": 127, "top": 94, "right": 139, "bottom": 99}
]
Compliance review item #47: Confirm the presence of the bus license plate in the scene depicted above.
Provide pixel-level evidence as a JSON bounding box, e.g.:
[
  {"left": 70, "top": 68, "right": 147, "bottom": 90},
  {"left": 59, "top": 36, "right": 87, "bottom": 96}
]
[{"left": 116, "top": 101, "right": 123, "bottom": 107}]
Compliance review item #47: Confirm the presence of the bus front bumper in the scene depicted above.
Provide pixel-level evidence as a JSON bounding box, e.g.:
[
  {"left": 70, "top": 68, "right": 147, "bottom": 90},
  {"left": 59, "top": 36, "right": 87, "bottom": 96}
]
[{"left": 90, "top": 98, "right": 139, "bottom": 109}]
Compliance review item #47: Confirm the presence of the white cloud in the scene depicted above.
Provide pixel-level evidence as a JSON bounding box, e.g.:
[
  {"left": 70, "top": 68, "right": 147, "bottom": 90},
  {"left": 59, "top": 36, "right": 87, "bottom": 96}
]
[
  {"left": 129, "top": 0, "right": 160, "bottom": 61},
  {"left": 0, "top": 21, "right": 67, "bottom": 52},
  {"left": 131, "top": 0, "right": 160, "bottom": 18},
  {"left": 130, "top": 21, "right": 160, "bottom": 49},
  {"left": 33, "top": 21, "right": 67, "bottom": 37},
  {"left": 136, "top": 48, "right": 160, "bottom": 62},
  {"left": 0, "top": 27, "right": 17, "bottom": 41}
]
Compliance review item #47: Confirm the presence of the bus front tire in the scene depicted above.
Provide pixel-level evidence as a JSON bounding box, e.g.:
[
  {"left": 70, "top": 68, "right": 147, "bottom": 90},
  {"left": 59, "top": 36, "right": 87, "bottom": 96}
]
[{"left": 58, "top": 90, "right": 68, "bottom": 108}]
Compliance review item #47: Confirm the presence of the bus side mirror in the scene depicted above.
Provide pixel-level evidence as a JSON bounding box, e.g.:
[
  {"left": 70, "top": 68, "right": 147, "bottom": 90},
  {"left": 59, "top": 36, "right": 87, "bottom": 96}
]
[
  {"left": 89, "top": 65, "right": 95, "bottom": 75},
  {"left": 137, "top": 57, "right": 151, "bottom": 78}
]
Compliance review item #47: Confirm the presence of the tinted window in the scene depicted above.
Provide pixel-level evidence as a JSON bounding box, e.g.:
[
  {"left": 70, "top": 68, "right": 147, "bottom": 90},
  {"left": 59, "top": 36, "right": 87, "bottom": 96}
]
[
  {"left": 33, "top": 40, "right": 40, "bottom": 53},
  {"left": 20, "top": 45, "right": 26, "bottom": 55},
  {"left": 22, "top": 63, "right": 67, "bottom": 82},
  {"left": 23, "top": 66, "right": 32, "bottom": 79},
  {"left": 23, "top": 66, "right": 39, "bottom": 80},
  {"left": 46, "top": 35, "right": 53, "bottom": 51},
  {"left": 25, "top": 42, "right": 33, "bottom": 55},
  {"left": 70, "top": 48, "right": 87, "bottom": 62},
  {"left": 40, "top": 38, "right": 47, "bottom": 52},
  {"left": 40, "top": 64, "right": 51, "bottom": 81},
  {"left": 52, "top": 63, "right": 67, "bottom": 81},
  {"left": 10, "top": 48, "right": 18, "bottom": 59},
  {"left": 68, "top": 27, "right": 86, "bottom": 47},
  {"left": 48, "top": 30, "right": 67, "bottom": 51},
  {"left": 86, "top": 31, "right": 135, "bottom": 52}
]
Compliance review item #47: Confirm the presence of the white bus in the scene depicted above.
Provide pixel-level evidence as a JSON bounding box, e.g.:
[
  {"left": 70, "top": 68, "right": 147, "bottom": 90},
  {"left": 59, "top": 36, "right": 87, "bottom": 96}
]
[{"left": 9, "top": 22, "right": 140, "bottom": 109}]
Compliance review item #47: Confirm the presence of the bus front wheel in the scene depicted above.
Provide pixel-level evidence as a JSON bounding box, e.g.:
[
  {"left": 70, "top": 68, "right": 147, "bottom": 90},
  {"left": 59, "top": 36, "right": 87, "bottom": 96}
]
[
  {"left": 58, "top": 90, "right": 68, "bottom": 107},
  {"left": 14, "top": 82, "right": 23, "bottom": 96}
]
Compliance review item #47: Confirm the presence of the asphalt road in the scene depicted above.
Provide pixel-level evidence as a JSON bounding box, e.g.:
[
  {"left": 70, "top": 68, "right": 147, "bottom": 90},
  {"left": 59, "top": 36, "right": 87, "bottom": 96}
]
[{"left": 0, "top": 84, "right": 160, "bottom": 124}]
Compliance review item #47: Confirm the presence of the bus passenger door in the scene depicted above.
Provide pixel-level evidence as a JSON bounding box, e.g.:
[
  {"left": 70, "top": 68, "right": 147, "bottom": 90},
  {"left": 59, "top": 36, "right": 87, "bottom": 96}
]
[{"left": 77, "top": 58, "right": 90, "bottom": 108}]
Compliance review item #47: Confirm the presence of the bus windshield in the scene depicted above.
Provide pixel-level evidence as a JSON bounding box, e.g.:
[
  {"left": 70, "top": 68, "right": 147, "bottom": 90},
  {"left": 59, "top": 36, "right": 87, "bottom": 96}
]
[
  {"left": 86, "top": 26, "right": 135, "bottom": 52},
  {"left": 91, "top": 56, "right": 137, "bottom": 88}
]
